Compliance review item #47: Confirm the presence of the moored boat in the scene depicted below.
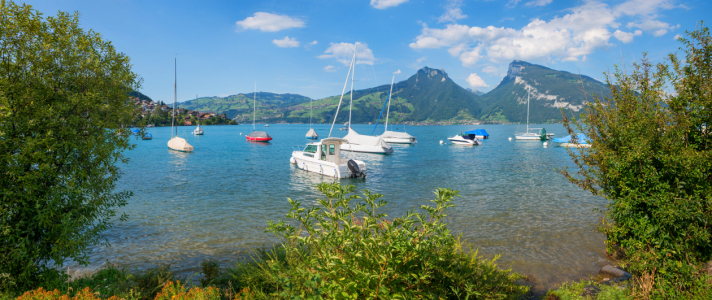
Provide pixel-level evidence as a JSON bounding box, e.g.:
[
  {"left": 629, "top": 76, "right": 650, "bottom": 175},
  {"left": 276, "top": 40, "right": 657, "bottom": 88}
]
[
  {"left": 553, "top": 133, "right": 591, "bottom": 148},
  {"left": 141, "top": 133, "right": 153, "bottom": 140},
  {"left": 246, "top": 83, "right": 272, "bottom": 142},
  {"left": 291, "top": 137, "right": 366, "bottom": 178},
  {"left": 167, "top": 58, "right": 194, "bottom": 152},
  {"left": 447, "top": 133, "right": 481, "bottom": 145}
]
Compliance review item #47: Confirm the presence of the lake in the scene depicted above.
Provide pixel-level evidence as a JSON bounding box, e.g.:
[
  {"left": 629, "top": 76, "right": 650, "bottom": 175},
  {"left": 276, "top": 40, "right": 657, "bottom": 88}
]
[{"left": 70, "top": 123, "right": 608, "bottom": 291}]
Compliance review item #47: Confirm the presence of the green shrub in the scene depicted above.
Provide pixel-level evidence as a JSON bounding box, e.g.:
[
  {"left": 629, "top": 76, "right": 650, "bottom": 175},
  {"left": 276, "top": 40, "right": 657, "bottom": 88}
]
[
  {"left": 245, "top": 183, "right": 528, "bottom": 299},
  {"left": 199, "top": 260, "right": 221, "bottom": 287},
  {"left": 154, "top": 281, "right": 221, "bottom": 300},
  {"left": 562, "top": 23, "right": 712, "bottom": 296}
]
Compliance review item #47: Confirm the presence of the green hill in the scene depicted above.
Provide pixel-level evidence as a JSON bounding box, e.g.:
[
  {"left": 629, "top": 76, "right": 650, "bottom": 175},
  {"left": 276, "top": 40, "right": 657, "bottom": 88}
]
[
  {"left": 479, "top": 60, "right": 611, "bottom": 123},
  {"left": 178, "top": 92, "right": 311, "bottom": 120}
]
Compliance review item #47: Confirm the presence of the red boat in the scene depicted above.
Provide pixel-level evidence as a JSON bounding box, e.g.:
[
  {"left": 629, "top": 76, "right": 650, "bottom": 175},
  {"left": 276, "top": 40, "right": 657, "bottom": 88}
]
[{"left": 246, "top": 130, "right": 272, "bottom": 142}]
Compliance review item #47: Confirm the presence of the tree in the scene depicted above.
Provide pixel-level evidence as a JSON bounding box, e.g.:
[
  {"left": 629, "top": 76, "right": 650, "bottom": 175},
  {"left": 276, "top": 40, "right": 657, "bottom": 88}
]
[
  {"left": 563, "top": 24, "right": 712, "bottom": 295},
  {"left": 0, "top": 1, "right": 140, "bottom": 290}
]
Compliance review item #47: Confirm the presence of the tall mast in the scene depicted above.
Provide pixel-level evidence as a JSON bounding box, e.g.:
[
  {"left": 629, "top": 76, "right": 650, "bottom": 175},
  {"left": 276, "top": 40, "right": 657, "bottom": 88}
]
[
  {"left": 172, "top": 58, "right": 176, "bottom": 138},
  {"left": 526, "top": 86, "right": 530, "bottom": 132},
  {"left": 309, "top": 98, "right": 312, "bottom": 129},
  {"left": 253, "top": 82, "right": 256, "bottom": 131},
  {"left": 349, "top": 43, "right": 356, "bottom": 130},
  {"left": 384, "top": 75, "right": 394, "bottom": 132},
  {"left": 327, "top": 51, "right": 355, "bottom": 137},
  {"left": 196, "top": 94, "right": 199, "bottom": 127}
]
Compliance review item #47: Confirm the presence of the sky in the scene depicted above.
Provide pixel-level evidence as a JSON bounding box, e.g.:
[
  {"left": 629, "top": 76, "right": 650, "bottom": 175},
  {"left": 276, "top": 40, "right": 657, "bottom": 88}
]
[{"left": 25, "top": 0, "right": 709, "bottom": 103}]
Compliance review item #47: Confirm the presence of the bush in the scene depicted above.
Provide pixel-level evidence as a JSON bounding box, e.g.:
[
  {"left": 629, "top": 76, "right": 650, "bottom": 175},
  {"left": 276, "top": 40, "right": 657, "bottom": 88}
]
[
  {"left": 562, "top": 23, "right": 712, "bottom": 296},
  {"left": 237, "top": 183, "right": 529, "bottom": 299},
  {"left": 154, "top": 281, "right": 221, "bottom": 300},
  {"left": 0, "top": 1, "right": 140, "bottom": 290}
]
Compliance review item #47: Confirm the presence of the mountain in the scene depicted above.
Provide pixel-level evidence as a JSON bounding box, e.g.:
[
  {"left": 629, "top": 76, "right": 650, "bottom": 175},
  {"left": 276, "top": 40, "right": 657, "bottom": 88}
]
[
  {"left": 174, "top": 62, "right": 610, "bottom": 124},
  {"left": 478, "top": 60, "right": 611, "bottom": 123},
  {"left": 129, "top": 90, "right": 153, "bottom": 102},
  {"left": 466, "top": 88, "right": 485, "bottom": 96},
  {"left": 178, "top": 92, "right": 311, "bottom": 120}
]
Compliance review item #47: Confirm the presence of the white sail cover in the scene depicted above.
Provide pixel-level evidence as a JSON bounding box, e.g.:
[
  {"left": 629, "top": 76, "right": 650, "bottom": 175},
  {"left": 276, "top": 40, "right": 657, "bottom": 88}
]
[
  {"left": 305, "top": 128, "right": 318, "bottom": 138},
  {"left": 167, "top": 137, "right": 194, "bottom": 152},
  {"left": 381, "top": 131, "right": 414, "bottom": 139},
  {"left": 344, "top": 128, "right": 392, "bottom": 150}
]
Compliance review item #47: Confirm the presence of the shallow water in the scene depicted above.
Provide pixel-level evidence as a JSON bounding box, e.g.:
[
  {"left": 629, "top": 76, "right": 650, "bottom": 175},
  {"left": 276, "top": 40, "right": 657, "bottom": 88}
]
[{"left": 70, "top": 123, "right": 608, "bottom": 290}]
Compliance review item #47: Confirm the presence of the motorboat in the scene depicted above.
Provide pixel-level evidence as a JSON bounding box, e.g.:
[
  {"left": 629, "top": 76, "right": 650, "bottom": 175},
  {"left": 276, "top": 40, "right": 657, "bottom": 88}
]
[
  {"left": 553, "top": 133, "right": 591, "bottom": 148},
  {"left": 341, "top": 128, "right": 393, "bottom": 154},
  {"left": 141, "top": 133, "right": 153, "bottom": 140},
  {"left": 246, "top": 83, "right": 272, "bottom": 142},
  {"left": 447, "top": 133, "right": 481, "bottom": 145},
  {"left": 291, "top": 137, "right": 366, "bottom": 178},
  {"left": 292, "top": 47, "right": 367, "bottom": 178},
  {"left": 467, "top": 129, "right": 489, "bottom": 139},
  {"left": 167, "top": 58, "right": 194, "bottom": 152},
  {"left": 374, "top": 74, "right": 417, "bottom": 144},
  {"left": 515, "top": 86, "right": 554, "bottom": 141}
]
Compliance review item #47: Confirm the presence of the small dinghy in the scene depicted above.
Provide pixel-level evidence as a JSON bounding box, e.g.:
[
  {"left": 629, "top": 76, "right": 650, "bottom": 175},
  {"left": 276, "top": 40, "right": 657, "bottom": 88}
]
[{"left": 141, "top": 133, "right": 153, "bottom": 140}]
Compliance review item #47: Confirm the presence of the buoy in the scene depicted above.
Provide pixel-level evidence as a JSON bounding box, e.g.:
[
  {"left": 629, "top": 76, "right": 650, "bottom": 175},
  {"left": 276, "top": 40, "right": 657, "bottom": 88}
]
[
  {"left": 508, "top": 137, "right": 512, "bottom": 141},
  {"left": 439, "top": 140, "right": 443, "bottom": 145},
  {"left": 290, "top": 157, "right": 296, "bottom": 164},
  {"left": 543, "top": 141, "right": 548, "bottom": 147}
]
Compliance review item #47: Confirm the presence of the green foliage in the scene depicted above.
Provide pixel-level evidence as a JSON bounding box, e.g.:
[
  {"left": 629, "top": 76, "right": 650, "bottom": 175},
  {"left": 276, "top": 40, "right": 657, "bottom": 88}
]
[
  {"left": 154, "top": 281, "right": 221, "bottom": 300},
  {"left": 250, "top": 183, "right": 528, "bottom": 299},
  {"left": 546, "top": 279, "right": 632, "bottom": 300},
  {"left": 199, "top": 260, "right": 221, "bottom": 288},
  {"left": 0, "top": 1, "right": 139, "bottom": 291},
  {"left": 562, "top": 23, "right": 712, "bottom": 296}
]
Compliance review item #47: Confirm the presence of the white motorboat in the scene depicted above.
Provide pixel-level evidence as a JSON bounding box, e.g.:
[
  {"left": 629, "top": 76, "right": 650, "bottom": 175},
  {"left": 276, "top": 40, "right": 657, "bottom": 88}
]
[
  {"left": 291, "top": 137, "right": 366, "bottom": 178},
  {"left": 447, "top": 134, "right": 481, "bottom": 146},
  {"left": 167, "top": 58, "right": 194, "bottom": 152},
  {"left": 377, "top": 74, "right": 417, "bottom": 144},
  {"left": 291, "top": 48, "right": 366, "bottom": 178},
  {"left": 515, "top": 86, "right": 554, "bottom": 141}
]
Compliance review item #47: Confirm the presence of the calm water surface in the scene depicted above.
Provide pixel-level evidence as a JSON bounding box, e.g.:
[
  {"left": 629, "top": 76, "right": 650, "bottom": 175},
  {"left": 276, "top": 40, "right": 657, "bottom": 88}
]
[{"left": 71, "top": 123, "right": 607, "bottom": 289}]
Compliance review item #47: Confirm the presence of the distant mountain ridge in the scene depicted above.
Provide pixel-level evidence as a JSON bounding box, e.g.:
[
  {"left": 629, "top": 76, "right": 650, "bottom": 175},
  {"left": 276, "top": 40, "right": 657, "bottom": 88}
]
[{"left": 174, "top": 61, "right": 611, "bottom": 124}]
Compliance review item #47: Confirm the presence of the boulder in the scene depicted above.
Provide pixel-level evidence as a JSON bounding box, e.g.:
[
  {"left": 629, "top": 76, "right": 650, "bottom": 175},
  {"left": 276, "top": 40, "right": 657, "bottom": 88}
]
[{"left": 599, "top": 265, "right": 632, "bottom": 280}]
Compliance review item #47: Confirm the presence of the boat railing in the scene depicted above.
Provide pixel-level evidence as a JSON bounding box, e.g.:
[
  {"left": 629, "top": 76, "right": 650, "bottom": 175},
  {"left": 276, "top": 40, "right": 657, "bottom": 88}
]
[{"left": 292, "top": 145, "right": 304, "bottom": 152}]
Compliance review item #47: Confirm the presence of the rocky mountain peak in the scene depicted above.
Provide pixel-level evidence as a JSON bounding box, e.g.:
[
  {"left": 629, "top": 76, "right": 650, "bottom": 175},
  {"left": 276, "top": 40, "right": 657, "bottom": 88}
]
[
  {"left": 419, "top": 66, "right": 449, "bottom": 80},
  {"left": 507, "top": 60, "right": 529, "bottom": 80}
]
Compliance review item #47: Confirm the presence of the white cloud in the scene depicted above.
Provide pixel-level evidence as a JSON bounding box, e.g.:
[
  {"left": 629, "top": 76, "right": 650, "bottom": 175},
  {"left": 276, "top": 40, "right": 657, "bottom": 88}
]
[
  {"left": 272, "top": 36, "right": 300, "bottom": 48},
  {"left": 324, "top": 65, "right": 337, "bottom": 72},
  {"left": 309, "top": 40, "right": 318, "bottom": 45},
  {"left": 439, "top": 0, "right": 467, "bottom": 23},
  {"left": 673, "top": 34, "right": 682, "bottom": 40},
  {"left": 409, "top": 0, "right": 680, "bottom": 66},
  {"left": 370, "top": 0, "right": 408, "bottom": 9},
  {"left": 627, "top": 19, "right": 678, "bottom": 36},
  {"left": 415, "top": 57, "right": 427, "bottom": 64},
  {"left": 525, "top": 0, "right": 553, "bottom": 7},
  {"left": 394, "top": 69, "right": 402, "bottom": 74},
  {"left": 613, "top": 29, "right": 642, "bottom": 43},
  {"left": 466, "top": 73, "right": 489, "bottom": 88},
  {"left": 318, "top": 42, "right": 376, "bottom": 65},
  {"left": 236, "top": 12, "right": 305, "bottom": 32},
  {"left": 482, "top": 66, "right": 499, "bottom": 75}
]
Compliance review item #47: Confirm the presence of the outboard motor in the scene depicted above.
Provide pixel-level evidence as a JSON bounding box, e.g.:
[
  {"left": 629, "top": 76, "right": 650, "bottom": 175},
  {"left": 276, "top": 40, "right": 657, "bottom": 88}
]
[{"left": 347, "top": 159, "right": 366, "bottom": 178}]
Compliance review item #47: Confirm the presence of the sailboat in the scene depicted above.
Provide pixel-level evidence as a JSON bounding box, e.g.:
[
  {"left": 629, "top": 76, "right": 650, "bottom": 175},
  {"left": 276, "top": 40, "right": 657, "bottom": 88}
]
[
  {"left": 192, "top": 94, "right": 204, "bottom": 135},
  {"left": 245, "top": 83, "right": 273, "bottom": 142},
  {"left": 515, "top": 86, "right": 554, "bottom": 140},
  {"left": 340, "top": 44, "right": 393, "bottom": 154},
  {"left": 290, "top": 48, "right": 366, "bottom": 178},
  {"left": 305, "top": 98, "right": 318, "bottom": 139},
  {"left": 167, "top": 58, "right": 194, "bottom": 152},
  {"left": 376, "top": 75, "right": 416, "bottom": 144}
]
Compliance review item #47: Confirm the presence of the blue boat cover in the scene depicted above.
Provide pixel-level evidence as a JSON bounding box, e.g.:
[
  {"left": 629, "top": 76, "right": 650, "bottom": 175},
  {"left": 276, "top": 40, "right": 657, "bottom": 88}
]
[
  {"left": 553, "top": 133, "right": 589, "bottom": 144},
  {"left": 465, "top": 129, "right": 489, "bottom": 137},
  {"left": 131, "top": 128, "right": 140, "bottom": 133}
]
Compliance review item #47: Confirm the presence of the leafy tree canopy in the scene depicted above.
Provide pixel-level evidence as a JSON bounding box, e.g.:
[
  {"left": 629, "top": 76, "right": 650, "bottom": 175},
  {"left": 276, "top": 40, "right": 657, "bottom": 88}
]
[{"left": 0, "top": 0, "right": 140, "bottom": 290}]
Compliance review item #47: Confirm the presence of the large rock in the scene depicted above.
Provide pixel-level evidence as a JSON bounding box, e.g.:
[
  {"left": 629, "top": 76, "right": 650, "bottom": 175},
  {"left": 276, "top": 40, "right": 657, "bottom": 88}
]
[{"left": 599, "top": 265, "right": 632, "bottom": 281}]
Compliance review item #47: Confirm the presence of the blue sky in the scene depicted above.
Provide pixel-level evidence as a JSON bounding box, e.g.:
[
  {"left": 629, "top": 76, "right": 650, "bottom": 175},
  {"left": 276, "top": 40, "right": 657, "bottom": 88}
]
[{"left": 27, "top": 0, "right": 709, "bottom": 102}]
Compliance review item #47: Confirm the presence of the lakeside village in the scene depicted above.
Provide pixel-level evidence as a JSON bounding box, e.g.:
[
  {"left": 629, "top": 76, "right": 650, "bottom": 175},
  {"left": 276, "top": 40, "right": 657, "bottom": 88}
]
[{"left": 131, "top": 97, "right": 238, "bottom": 127}]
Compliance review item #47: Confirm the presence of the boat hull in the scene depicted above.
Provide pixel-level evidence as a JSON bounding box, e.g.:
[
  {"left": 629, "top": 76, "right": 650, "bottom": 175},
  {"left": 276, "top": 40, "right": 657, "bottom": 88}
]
[
  {"left": 382, "top": 137, "right": 416, "bottom": 144},
  {"left": 340, "top": 143, "right": 393, "bottom": 154},
  {"left": 447, "top": 135, "right": 481, "bottom": 146},
  {"left": 246, "top": 136, "right": 272, "bottom": 142},
  {"left": 555, "top": 142, "right": 591, "bottom": 148},
  {"left": 291, "top": 151, "right": 366, "bottom": 178}
]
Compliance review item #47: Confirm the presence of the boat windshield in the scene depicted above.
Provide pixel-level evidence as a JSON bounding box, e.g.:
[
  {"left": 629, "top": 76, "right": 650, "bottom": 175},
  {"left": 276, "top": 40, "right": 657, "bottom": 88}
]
[{"left": 304, "top": 145, "right": 317, "bottom": 153}]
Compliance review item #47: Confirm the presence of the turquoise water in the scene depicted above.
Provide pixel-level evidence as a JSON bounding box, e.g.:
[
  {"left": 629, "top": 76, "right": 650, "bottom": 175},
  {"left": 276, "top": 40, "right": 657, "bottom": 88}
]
[{"left": 71, "top": 123, "right": 607, "bottom": 290}]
